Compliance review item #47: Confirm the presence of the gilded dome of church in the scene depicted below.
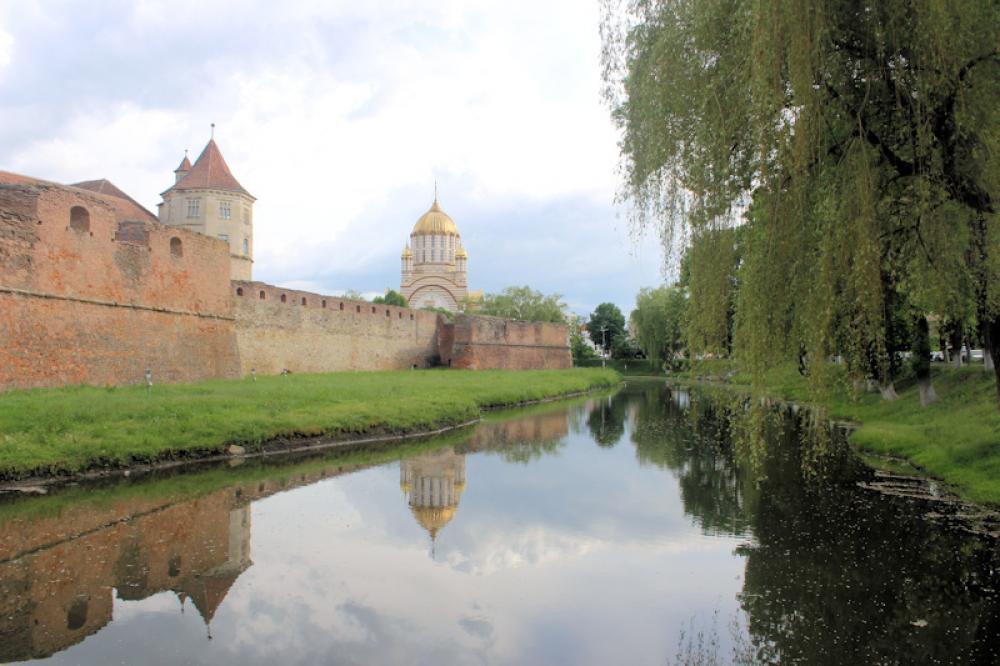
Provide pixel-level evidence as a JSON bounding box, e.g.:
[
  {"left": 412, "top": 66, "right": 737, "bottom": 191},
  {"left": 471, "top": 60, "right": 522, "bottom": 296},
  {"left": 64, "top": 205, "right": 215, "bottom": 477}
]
[{"left": 412, "top": 199, "right": 459, "bottom": 236}]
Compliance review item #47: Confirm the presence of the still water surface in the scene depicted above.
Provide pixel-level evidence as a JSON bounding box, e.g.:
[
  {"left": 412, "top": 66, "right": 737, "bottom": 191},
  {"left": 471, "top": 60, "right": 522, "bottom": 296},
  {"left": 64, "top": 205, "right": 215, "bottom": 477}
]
[{"left": 1, "top": 381, "right": 998, "bottom": 664}]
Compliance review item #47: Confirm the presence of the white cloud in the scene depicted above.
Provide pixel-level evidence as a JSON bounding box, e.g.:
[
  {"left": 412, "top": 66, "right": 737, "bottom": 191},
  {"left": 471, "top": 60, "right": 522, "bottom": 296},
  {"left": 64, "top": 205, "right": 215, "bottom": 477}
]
[
  {"left": 0, "top": 29, "right": 11, "bottom": 69},
  {"left": 0, "top": 0, "right": 664, "bottom": 313}
]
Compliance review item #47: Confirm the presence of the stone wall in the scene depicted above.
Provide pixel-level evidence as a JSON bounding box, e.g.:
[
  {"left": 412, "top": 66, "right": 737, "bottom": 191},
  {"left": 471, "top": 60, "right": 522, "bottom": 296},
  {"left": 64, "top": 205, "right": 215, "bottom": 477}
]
[
  {"left": 0, "top": 174, "right": 573, "bottom": 391},
  {"left": 232, "top": 281, "right": 443, "bottom": 374},
  {"left": 442, "top": 315, "right": 572, "bottom": 370},
  {"left": 0, "top": 180, "right": 240, "bottom": 390}
]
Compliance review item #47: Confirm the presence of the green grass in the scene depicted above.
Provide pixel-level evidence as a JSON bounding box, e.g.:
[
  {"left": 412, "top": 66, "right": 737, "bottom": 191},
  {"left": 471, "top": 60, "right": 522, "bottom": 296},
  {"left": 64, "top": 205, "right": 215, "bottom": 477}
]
[
  {"left": 574, "top": 359, "right": 663, "bottom": 376},
  {"left": 683, "top": 361, "right": 1000, "bottom": 504},
  {"left": 0, "top": 368, "right": 619, "bottom": 480}
]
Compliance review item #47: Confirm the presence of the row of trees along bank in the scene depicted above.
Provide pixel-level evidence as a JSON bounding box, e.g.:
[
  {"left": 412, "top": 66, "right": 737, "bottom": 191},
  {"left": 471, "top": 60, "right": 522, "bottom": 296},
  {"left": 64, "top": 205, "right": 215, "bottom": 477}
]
[{"left": 602, "top": 0, "right": 1000, "bottom": 408}]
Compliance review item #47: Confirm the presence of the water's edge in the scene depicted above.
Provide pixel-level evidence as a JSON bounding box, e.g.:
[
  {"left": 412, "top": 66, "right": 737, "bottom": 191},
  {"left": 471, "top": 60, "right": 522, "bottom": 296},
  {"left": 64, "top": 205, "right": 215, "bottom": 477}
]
[{"left": 0, "top": 385, "right": 620, "bottom": 495}]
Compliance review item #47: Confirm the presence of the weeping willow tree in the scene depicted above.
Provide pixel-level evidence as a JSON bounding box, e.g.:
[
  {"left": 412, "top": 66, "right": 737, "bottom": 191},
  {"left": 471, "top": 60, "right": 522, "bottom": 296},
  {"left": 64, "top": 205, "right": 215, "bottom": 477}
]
[{"left": 602, "top": 0, "right": 1000, "bottom": 408}]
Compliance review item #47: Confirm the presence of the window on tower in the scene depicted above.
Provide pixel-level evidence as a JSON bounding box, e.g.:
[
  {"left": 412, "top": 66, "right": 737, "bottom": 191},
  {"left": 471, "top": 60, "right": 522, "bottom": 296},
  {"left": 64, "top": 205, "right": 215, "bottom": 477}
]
[
  {"left": 219, "top": 201, "right": 232, "bottom": 219},
  {"left": 186, "top": 198, "right": 200, "bottom": 218},
  {"left": 243, "top": 237, "right": 249, "bottom": 255}
]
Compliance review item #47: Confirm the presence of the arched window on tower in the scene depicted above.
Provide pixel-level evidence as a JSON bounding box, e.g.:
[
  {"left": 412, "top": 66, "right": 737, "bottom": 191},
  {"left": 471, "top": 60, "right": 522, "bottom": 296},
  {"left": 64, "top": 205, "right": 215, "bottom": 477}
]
[
  {"left": 170, "top": 237, "right": 183, "bottom": 257},
  {"left": 69, "top": 206, "right": 90, "bottom": 233}
]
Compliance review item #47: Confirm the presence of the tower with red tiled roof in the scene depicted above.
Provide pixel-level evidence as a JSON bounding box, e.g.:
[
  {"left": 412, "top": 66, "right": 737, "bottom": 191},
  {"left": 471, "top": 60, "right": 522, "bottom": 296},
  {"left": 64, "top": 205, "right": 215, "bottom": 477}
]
[{"left": 158, "top": 133, "right": 256, "bottom": 280}]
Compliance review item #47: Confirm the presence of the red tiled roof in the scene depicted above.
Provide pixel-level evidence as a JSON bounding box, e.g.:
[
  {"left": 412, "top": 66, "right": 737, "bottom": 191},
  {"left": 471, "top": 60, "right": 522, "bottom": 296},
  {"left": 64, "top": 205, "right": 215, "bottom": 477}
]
[
  {"left": 175, "top": 155, "right": 192, "bottom": 172},
  {"left": 72, "top": 178, "right": 158, "bottom": 223},
  {"left": 162, "top": 139, "right": 252, "bottom": 198}
]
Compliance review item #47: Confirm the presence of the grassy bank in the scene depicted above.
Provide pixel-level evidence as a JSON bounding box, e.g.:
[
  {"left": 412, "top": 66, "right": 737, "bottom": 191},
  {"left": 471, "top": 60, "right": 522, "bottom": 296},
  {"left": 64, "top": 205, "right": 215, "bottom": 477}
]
[
  {"left": 682, "top": 360, "right": 1000, "bottom": 505},
  {"left": 0, "top": 368, "right": 619, "bottom": 481},
  {"left": 575, "top": 359, "right": 662, "bottom": 376}
]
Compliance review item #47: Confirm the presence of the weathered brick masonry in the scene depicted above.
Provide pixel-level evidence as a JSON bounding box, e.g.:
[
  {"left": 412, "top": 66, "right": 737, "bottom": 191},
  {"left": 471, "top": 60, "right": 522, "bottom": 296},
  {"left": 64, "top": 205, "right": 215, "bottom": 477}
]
[
  {"left": 231, "top": 281, "right": 443, "bottom": 374},
  {"left": 442, "top": 315, "right": 572, "bottom": 370},
  {"left": 0, "top": 177, "right": 240, "bottom": 390},
  {"left": 1, "top": 173, "right": 572, "bottom": 390}
]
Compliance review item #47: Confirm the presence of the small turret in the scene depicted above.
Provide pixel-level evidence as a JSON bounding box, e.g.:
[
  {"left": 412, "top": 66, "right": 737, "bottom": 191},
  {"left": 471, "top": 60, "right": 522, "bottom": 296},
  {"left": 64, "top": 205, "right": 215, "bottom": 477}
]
[
  {"left": 401, "top": 244, "right": 413, "bottom": 273},
  {"left": 174, "top": 151, "right": 191, "bottom": 184}
]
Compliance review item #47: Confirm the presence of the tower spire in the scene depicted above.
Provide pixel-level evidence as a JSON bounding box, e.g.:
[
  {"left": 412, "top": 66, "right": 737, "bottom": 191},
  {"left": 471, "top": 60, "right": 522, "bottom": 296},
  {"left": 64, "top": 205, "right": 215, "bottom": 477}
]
[
  {"left": 210, "top": 123, "right": 215, "bottom": 140},
  {"left": 434, "top": 180, "right": 438, "bottom": 203}
]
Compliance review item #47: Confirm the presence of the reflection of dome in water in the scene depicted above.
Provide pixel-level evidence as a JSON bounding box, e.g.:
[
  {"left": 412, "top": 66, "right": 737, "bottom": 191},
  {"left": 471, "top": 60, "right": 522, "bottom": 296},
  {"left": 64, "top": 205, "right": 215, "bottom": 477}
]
[
  {"left": 410, "top": 505, "right": 457, "bottom": 539},
  {"left": 400, "top": 448, "right": 466, "bottom": 541}
]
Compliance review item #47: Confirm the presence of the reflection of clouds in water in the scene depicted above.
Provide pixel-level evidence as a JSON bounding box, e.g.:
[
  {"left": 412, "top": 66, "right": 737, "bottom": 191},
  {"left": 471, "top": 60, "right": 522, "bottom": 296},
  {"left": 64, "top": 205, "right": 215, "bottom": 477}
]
[
  {"left": 446, "top": 527, "right": 596, "bottom": 575},
  {"left": 459, "top": 615, "right": 494, "bottom": 640}
]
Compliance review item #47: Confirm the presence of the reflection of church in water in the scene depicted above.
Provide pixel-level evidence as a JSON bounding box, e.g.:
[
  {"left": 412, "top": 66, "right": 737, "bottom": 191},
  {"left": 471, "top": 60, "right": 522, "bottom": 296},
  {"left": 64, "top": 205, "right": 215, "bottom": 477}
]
[{"left": 400, "top": 448, "right": 466, "bottom": 545}]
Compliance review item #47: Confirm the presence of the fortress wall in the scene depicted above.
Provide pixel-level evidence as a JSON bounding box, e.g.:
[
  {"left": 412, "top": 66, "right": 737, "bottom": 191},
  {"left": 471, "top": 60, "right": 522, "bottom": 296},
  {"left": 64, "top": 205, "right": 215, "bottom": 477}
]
[
  {"left": 232, "top": 281, "right": 443, "bottom": 375},
  {"left": 446, "top": 315, "right": 572, "bottom": 370},
  {"left": 0, "top": 182, "right": 240, "bottom": 390}
]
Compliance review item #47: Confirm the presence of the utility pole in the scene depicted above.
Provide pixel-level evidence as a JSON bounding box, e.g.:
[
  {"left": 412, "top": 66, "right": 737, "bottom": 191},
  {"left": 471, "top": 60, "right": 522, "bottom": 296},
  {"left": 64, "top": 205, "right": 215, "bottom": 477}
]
[{"left": 600, "top": 325, "right": 608, "bottom": 368}]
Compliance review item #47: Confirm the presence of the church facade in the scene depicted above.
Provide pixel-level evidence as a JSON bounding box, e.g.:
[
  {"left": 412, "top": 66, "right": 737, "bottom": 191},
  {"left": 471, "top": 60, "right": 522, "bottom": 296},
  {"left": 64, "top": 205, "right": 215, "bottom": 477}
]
[{"left": 400, "top": 196, "right": 469, "bottom": 311}]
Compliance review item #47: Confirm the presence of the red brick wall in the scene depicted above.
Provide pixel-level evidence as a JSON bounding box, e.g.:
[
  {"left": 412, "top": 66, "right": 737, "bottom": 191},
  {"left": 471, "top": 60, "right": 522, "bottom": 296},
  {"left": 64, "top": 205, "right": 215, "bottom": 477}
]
[
  {"left": 0, "top": 182, "right": 239, "bottom": 390},
  {"left": 0, "top": 178, "right": 573, "bottom": 390},
  {"left": 448, "top": 315, "right": 572, "bottom": 370}
]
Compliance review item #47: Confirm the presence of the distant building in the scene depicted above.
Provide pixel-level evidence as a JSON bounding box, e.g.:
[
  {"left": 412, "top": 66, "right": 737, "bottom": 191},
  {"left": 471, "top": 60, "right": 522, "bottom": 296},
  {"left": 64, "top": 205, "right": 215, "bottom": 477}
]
[
  {"left": 400, "top": 194, "right": 469, "bottom": 311},
  {"left": 159, "top": 137, "right": 255, "bottom": 280}
]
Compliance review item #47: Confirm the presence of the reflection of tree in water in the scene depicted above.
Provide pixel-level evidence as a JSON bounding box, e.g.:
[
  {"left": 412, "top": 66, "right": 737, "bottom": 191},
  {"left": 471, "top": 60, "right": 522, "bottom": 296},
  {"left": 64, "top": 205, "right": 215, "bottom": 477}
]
[
  {"left": 628, "top": 383, "right": 757, "bottom": 536},
  {"left": 586, "top": 395, "right": 627, "bottom": 447},
  {"left": 458, "top": 408, "right": 570, "bottom": 464},
  {"left": 736, "top": 426, "right": 1000, "bottom": 664},
  {"left": 625, "top": 381, "right": 1000, "bottom": 663}
]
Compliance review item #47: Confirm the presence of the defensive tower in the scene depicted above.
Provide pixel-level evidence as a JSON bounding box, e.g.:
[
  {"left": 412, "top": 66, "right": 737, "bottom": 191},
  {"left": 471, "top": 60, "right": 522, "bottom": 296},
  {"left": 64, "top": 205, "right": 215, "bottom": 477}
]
[{"left": 159, "top": 132, "right": 255, "bottom": 280}]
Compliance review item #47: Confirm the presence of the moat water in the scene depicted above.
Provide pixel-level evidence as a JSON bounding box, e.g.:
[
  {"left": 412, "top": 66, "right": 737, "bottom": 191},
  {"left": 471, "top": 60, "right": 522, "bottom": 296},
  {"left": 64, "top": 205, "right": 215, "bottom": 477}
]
[{"left": 2, "top": 380, "right": 999, "bottom": 665}]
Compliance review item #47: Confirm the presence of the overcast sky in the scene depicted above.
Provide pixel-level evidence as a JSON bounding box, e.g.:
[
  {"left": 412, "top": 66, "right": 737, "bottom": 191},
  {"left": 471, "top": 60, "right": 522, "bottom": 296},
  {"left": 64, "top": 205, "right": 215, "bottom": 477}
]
[{"left": 0, "top": 0, "right": 665, "bottom": 317}]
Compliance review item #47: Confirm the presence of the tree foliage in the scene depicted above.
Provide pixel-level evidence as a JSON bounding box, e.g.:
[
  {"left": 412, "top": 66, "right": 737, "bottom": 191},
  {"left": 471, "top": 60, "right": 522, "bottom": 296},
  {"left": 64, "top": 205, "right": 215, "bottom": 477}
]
[
  {"left": 603, "top": 0, "right": 1000, "bottom": 405},
  {"left": 570, "top": 325, "right": 599, "bottom": 363},
  {"left": 372, "top": 289, "right": 408, "bottom": 307},
  {"left": 631, "top": 286, "right": 687, "bottom": 369},
  {"left": 478, "top": 286, "right": 567, "bottom": 323},
  {"left": 588, "top": 303, "right": 626, "bottom": 355}
]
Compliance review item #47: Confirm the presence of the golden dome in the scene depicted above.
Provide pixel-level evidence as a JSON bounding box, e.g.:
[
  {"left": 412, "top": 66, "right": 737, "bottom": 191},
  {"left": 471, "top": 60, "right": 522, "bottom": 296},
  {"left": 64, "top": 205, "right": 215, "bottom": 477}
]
[
  {"left": 412, "top": 199, "right": 459, "bottom": 237},
  {"left": 455, "top": 246, "right": 467, "bottom": 259},
  {"left": 402, "top": 245, "right": 412, "bottom": 258},
  {"left": 411, "top": 505, "right": 457, "bottom": 538}
]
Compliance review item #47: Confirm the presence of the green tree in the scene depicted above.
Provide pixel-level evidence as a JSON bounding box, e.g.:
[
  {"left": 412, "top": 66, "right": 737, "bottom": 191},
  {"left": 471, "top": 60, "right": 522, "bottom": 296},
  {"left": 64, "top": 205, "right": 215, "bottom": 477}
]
[
  {"left": 587, "top": 303, "right": 626, "bottom": 355},
  {"left": 372, "top": 289, "right": 408, "bottom": 307},
  {"left": 420, "top": 305, "right": 454, "bottom": 320},
  {"left": 570, "top": 324, "right": 599, "bottom": 363},
  {"left": 603, "top": 0, "right": 1000, "bottom": 407},
  {"left": 631, "top": 285, "right": 687, "bottom": 370},
  {"left": 478, "top": 286, "right": 566, "bottom": 323}
]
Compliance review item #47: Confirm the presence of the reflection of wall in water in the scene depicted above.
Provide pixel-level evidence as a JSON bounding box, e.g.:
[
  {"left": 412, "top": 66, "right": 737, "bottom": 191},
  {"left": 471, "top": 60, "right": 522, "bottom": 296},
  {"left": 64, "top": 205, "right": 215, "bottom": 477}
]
[
  {"left": 465, "top": 410, "right": 569, "bottom": 451},
  {"left": 0, "top": 458, "right": 394, "bottom": 662},
  {"left": 401, "top": 449, "right": 466, "bottom": 540},
  {"left": 0, "top": 491, "right": 250, "bottom": 662}
]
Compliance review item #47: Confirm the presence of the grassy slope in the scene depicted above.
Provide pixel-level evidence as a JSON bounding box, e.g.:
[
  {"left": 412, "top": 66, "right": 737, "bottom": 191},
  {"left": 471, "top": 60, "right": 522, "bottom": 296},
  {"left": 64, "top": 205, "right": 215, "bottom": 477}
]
[
  {"left": 687, "top": 360, "right": 1000, "bottom": 504},
  {"left": 0, "top": 368, "right": 619, "bottom": 479}
]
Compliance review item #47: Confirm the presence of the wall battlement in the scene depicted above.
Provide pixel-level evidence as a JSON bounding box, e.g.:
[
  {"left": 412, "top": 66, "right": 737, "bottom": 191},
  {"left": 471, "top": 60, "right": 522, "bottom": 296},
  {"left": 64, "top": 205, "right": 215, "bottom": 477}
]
[
  {"left": 0, "top": 171, "right": 571, "bottom": 391},
  {"left": 0, "top": 177, "right": 240, "bottom": 390},
  {"left": 232, "top": 280, "right": 443, "bottom": 374}
]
